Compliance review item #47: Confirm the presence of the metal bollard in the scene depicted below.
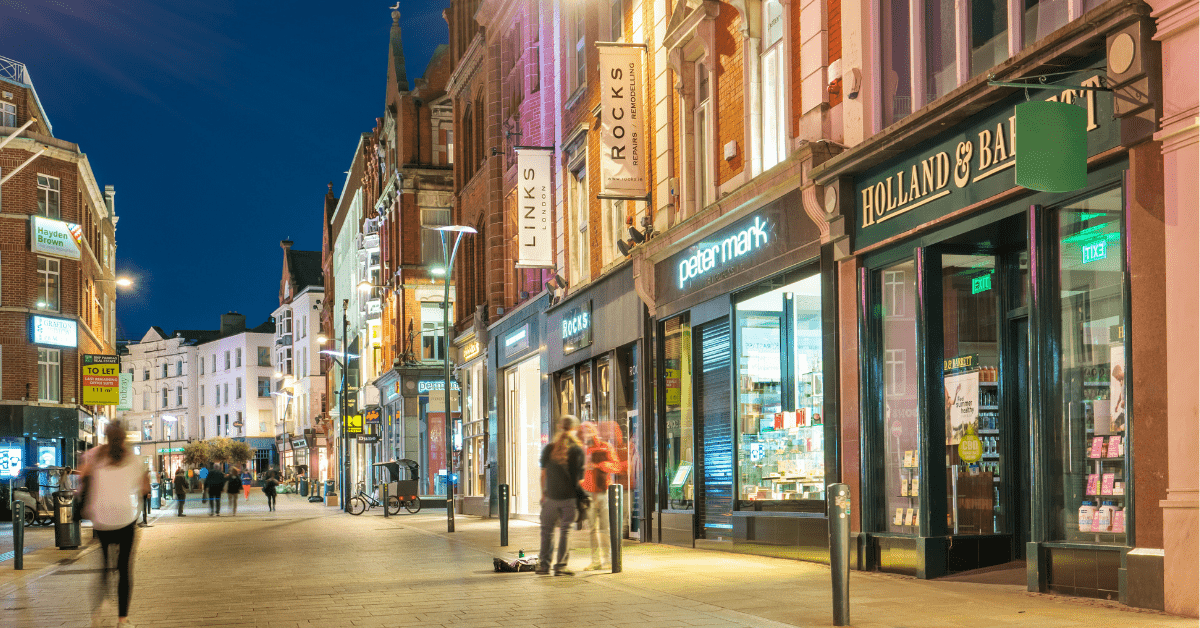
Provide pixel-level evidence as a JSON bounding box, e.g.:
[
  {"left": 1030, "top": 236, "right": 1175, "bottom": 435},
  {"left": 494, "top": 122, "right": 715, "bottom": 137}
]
[
  {"left": 499, "top": 484, "right": 510, "bottom": 547},
  {"left": 828, "top": 483, "right": 851, "bottom": 626},
  {"left": 383, "top": 484, "right": 389, "bottom": 519},
  {"left": 608, "top": 484, "right": 622, "bottom": 573},
  {"left": 13, "top": 499, "right": 24, "bottom": 570}
]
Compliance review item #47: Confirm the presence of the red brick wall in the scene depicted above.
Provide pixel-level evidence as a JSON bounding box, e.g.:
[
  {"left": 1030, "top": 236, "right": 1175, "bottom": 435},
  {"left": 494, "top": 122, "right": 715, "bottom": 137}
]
[
  {"left": 715, "top": 9, "right": 745, "bottom": 185},
  {"left": 828, "top": 0, "right": 843, "bottom": 108}
]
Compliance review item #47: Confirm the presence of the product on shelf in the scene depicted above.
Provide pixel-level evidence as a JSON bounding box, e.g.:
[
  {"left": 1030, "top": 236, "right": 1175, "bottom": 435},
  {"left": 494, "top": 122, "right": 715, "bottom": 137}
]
[
  {"left": 1106, "top": 435, "right": 1122, "bottom": 458},
  {"left": 1101, "top": 473, "right": 1115, "bottom": 495},
  {"left": 1078, "top": 500, "right": 1096, "bottom": 532},
  {"left": 1086, "top": 473, "right": 1100, "bottom": 495},
  {"left": 1089, "top": 437, "right": 1105, "bottom": 458},
  {"left": 1113, "top": 508, "right": 1126, "bottom": 533}
]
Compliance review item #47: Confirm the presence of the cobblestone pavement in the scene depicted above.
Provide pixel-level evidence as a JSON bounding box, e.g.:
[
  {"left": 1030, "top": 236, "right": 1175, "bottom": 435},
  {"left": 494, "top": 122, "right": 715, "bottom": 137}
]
[{"left": 0, "top": 493, "right": 1192, "bottom": 627}]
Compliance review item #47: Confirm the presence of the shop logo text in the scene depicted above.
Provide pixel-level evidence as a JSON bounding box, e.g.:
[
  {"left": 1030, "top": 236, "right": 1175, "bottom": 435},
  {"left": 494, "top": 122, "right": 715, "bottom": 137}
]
[{"left": 678, "top": 217, "right": 771, "bottom": 289}]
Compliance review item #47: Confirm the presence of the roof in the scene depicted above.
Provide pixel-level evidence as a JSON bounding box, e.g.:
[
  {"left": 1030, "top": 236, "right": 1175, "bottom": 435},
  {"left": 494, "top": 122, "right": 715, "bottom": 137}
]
[
  {"left": 288, "top": 249, "right": 323, "bottom": 289},
  {"left": 171, "top": 329, "right": 222, "bottom": 344},
  {"left": 249, "top": 320, "right": 276, "bottom": 334}
]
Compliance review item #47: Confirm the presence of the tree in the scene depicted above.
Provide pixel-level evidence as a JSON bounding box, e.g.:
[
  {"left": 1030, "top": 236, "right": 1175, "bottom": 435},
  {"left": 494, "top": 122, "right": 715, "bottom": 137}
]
[
  {"left": 180, "top": 438, "right": 255, "bottom": 469},
  {"left": 182, "top": 441, "right": 211, "bottom": 468}
]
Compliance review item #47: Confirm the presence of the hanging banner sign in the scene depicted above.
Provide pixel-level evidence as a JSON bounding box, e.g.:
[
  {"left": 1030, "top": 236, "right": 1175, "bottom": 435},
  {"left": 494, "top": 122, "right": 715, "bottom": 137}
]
[
  {"left": 117, "top": 373, "right": 134, "bottom": 411},
  {"left": 31, "top": 216, "right": 83, "bottom": 260},
  {"left": 81, "top": 354, "right": 120, "bottom": 405},
  {"left": 515, "top": 146, "right": 554, "bottom": 268},
  {"left": 598, "top": 43, "right": 647, "bottom": 199}
]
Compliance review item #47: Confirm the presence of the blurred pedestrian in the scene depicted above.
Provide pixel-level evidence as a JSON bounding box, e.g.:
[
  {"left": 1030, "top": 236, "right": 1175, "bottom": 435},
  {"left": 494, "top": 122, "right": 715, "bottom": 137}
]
[
  {"left": 579, "top": 422, "right": 622, "bottom": 570},
  {"left": 263, "top": 466, "right": 279, "bottom": 512},
  {"left": 226, "top": 467, "right": 243, "bottom": 516},
  {"left": 205, "top": 464, "right": 225, "bottom": 516},
  {"left": 79, "top": 420, "right": 150, "bottom": 627},
  {"left": 537, "top": 415, "right": 584, "bottom": 576},
  {"left": 173, "top": 467, "right": 187, "bottom": 516},
  {"left": 241, "top": 469, "right": 252, "bottom": 500}
]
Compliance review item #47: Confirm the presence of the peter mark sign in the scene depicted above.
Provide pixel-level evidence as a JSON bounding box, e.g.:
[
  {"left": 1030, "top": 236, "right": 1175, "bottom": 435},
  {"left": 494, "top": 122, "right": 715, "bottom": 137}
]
[
  {"left": 81, "top": 354, "right": 120, "bottom": 406},
  {"left": 598, "top": 43, "right": 647, "bottom": 199}
]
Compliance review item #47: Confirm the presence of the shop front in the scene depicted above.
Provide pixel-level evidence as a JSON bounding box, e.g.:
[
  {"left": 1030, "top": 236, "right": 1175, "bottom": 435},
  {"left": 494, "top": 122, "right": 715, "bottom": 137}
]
[
  {"left": 546, "top": 264, "right": 645, "bottom": 540},
  {"left": 384, "top": 368, "right": 459, "bottom": 501},
  {"left": 651, "top": 188, "right": 837, "bottom": 559},
  {"left": 486, "top": 294, "right": 548, "bottom": 519},
  {"left": 454, "top": 330, "right": 489, "bottom": 516},
  {"left": 832, "top": 58, "right": 1166, "bottom": 604}
]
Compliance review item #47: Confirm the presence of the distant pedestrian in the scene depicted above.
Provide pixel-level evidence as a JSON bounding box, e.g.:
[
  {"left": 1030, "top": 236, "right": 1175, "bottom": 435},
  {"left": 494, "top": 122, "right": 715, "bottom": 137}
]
[
  {"left": 263, "top": 466, "right": 279, "bottom": 512},
  {"left": 241, "top": 469, "right": 252, "bottom": 500},
  {"left": 79, "top": 420, "right": 150, "bottom": 627},
  {"left": 205, "top": 464, "right": 225, "bottom": 516},
  {"left": 173, "top": 468, "right": 187, "bottom": 516},
  {"left": 537, "top": 415, "right": 585, "bottom": 576},
  {"left": 226, "top": 467, "right": 243, "bottom": 516}
]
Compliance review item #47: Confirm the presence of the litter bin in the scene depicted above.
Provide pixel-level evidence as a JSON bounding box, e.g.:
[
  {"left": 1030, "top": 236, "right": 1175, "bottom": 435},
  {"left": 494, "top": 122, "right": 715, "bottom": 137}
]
[
  {"left": 52, "top": 491, "right": 80, "bottom": 549},
  {"left": 324, "top": 480, "right": 335, "bottom": 496},
  {"left": 150, "top": 482, "right": 161, "bottom": 510},
  {"left": 299, "top": 479, "right": 309, "bottom": 497}
]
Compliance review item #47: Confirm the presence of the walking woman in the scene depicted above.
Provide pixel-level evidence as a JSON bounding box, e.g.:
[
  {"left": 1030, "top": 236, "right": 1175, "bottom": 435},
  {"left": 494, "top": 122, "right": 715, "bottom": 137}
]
[
  {"left": 226, "top": 467, "right": 243, "bottom": 516},
  {"left": 173, "top": 467, "right": 187, "bottom": 516},
  {"left": 263, "top": 466, "right": 279, "bottom": 512},
  {"left": 79, "top": 420, "right": 150, "bottom": 627},
  {"left": 537, "top": 415, "right": 585, "bottom": 576},
  {"left": 579, "top": 422, "right": 622, "bottom": 570}
]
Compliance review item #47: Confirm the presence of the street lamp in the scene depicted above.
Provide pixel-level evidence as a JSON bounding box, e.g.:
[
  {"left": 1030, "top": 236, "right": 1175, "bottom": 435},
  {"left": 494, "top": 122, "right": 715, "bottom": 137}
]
[
  {"left": 95, "top": 276, "right": 134, "bottom": 288},
  {"left": 322, "top": 315, "right": 360, "bottom": 512},
  {"left": 425, "top": 224, "right": 477, "bottom": 533}
]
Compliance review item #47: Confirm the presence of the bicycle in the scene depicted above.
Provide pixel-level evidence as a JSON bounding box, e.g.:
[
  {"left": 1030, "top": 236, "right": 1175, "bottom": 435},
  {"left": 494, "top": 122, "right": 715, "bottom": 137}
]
[{"left": 347, "top": 482, "right": 382, "bottom": 515}]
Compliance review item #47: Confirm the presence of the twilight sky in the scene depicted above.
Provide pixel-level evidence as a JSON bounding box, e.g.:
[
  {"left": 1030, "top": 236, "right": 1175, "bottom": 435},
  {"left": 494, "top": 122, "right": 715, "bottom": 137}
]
[{"left": 1, "top": 0, "right": 451, "bottom": 340}]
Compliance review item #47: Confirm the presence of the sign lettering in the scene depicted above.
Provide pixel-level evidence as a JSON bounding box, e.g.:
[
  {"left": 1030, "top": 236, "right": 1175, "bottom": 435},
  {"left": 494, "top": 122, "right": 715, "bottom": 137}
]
[
  {"left": 516, "top": 147, "right": 554, "bottom": 267},
  {"left": 31, "top": 315, "right": 77, "bottom": 348},
  {"left": 81, "top": 354, "right": 120, "bottom": 406},
  {"left": 30, "top": 216, "right": 83, "bottom": 260},
  {"left": 561, "top": 301, "right": 593, "bottom": 354},
  {"left": 598, "top": 44, "right": 647, "bottom": 198},
  {"left": 677, "top": 216, "right": 771, "bottom": 289}
]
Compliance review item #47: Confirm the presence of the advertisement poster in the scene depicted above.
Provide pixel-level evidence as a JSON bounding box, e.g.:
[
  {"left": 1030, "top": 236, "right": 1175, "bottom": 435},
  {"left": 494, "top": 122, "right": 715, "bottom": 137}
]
[
  {"left": 944, "top": 371, "right": 980, "bottom": 445},
  {"left": 0, "top": 447, "right": 21, "bottom": 478},
  {"left": 1109, "top": 344, "right": 1126, "bottom": 433},
  {"left": 598, "top": 43, "right": 647, "bottom": 198},
  {"left": 117, "top": 373, "right": 134, "bottom": 411},
  {"left": 515, "top": 147, "right": 554, "bottom": 268},
  {"left": 81, "top": 354, "right": 121, "bottom": 405},
  {"left": 31, "top": 216, "right": 83, "bottom": 260}
]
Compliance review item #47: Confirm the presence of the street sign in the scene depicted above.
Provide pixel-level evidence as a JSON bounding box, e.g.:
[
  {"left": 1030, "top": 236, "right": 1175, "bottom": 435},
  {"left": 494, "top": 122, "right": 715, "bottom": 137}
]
[
  {"left": 363, "top": 406, "right": 382, "bottom": 425},
  {"left": 81, "top": 354, "right": 120, "bottom": 405},
  {"left": 345, "top": 414, "right": 363, "bottom": 434},
  {"left": 356, "top": 434, "right": 380, "bottom": 444},
  {"left": 117, "top": 372, "right": 133, "bottom": 411}
]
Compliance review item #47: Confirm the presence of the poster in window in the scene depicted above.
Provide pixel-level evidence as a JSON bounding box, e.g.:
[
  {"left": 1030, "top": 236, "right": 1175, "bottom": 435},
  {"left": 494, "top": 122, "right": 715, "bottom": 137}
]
[
  {"left": 597, "top": 43, "right": 647, "bottom": 199},
  {"left": 1108, "top": 344, "right": 1126, "bottom": 434},
  {"left": 943, "top": 371, "right": 979, "bottom": 445}
]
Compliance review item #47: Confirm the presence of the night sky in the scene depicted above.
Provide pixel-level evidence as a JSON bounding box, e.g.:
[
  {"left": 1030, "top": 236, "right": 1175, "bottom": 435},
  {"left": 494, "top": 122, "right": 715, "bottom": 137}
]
[{"left": 1, "top": 0, "right": 451, "bottom": 340}]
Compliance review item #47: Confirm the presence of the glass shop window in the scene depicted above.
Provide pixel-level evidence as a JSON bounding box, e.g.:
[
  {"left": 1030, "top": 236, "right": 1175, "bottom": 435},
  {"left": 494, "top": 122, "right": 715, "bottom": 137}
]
[
  {"left": 736, "top": 273, "right": 825, "bottom": 510},
  {"left": 1053, "top": 187, "right": 1127, "bottom": 544},
  {"left": 663, "top": 314, "right": 694, "bottom": 510},
  {"left": 879, "top": 260, "right": 921, "bottom": 533}
]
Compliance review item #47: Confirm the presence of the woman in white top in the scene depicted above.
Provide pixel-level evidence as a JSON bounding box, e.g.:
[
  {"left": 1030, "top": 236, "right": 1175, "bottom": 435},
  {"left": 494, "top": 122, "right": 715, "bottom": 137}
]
[{"left": 79, "top": 420, "right": 150, "bottom": 626}]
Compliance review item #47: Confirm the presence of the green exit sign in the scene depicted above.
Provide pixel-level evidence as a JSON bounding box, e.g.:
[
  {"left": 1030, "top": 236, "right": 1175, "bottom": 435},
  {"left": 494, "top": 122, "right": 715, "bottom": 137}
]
[
  {"left": 1082, "top": 240, "right": 1107, "bottom": 264},
  {"left": 971, "top": 273, "right": 993, "bottom": 294}
]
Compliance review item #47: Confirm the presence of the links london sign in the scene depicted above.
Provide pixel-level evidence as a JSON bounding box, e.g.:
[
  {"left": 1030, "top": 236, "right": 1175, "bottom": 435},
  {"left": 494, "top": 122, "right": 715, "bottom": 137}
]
[{"left": 853, "top": 67, "right": 1116, "bottom": 250}]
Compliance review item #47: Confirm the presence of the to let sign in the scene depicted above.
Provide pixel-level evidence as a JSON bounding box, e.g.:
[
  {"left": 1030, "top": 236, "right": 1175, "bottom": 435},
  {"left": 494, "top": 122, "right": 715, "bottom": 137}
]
[{"left": 81, "top": 354, "right": 120, "bottom": 405}]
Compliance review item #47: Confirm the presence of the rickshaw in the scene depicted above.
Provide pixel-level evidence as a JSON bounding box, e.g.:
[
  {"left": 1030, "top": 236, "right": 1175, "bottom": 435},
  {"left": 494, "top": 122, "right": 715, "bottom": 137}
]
[{"left": 354, "top": 458, "right": 421, "bottom": 515}]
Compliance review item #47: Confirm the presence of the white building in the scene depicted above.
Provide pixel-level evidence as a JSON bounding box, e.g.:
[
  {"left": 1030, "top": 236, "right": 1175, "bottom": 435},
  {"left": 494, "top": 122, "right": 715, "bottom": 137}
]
[
  {"left": 272, "top": 240, "right": 326, "bottom": 477},
  {"left": 117, "top": 327, "right": 200, "bottom": 469},
  {"left": 194, "top": 313, "right": 275, "bottom": 445}
]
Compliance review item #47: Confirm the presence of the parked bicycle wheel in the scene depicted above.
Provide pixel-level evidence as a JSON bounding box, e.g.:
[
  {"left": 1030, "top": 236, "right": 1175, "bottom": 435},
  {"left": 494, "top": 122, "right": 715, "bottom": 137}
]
[
  {"left": 348, "top": 496, "right": 367, "bottom": 516},
  {"left": 386, "top": 496, "right": 401, "bottom": 515},
  {"left": 403, "top": 497, "right": 421, "bottom": 514}
]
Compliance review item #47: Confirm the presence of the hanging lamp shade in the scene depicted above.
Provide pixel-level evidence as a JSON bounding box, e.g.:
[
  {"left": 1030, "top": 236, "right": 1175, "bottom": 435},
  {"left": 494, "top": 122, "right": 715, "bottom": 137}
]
[{"left": 1015, "top": 100, "right": 1088, "bottom": 192}]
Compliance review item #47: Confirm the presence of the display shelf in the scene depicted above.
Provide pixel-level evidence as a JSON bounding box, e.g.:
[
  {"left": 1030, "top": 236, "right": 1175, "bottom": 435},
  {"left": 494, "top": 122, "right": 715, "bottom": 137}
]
[
  {"left": 978, "top": 429, "right": 999, "bottom": 435},
  {"left": 979, "top": 405, "right": 999, "bottom": 411},
  {"left": 1082, "top": 382, "right": 1110, "bottom": 386}
]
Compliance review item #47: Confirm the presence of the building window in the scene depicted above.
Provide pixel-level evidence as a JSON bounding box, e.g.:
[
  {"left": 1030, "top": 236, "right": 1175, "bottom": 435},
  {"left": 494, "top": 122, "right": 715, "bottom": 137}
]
[
  {"left": 224, "top": 351, "right": 231, "bottom": 370},
  {"left": 142, "top": 388, "right": 149, "bottom": 410},
  {"left": 200, "top": 385, "right": 205, "bottom": 406},
  {"left": 176, "top": 386, "right": 183, "bottom": 406},
  {"left": 603, "top": 199, "right": 625, "bottom": 267},
  {"left": 877, "top": 259, "right": 918, "bottom": 533},
  {"left": 200, "top": 358, "right": 205, "bottom": 375},
  {"left": 0, "top": 101, "right": 15, "bottom": 127},
  {"left": 235, "top": 377, "right": 242, "bottom": 399},
  {"left": 258, "top": 377, "right": 270, "bottom": 398},
  {"left": 421, "top": 303, "right": 446, "bottom": 361},
  {"left": 36, "top": 256, "right": 59, "bottom": 311},
  {"left": 161, "top": 388, "right": 169, "bottom": 409},
  {"left": 37, "top": 348, "right": 60, "bottom": 402},
  {"left": 162, "top": 363, "right": 169, "bottom": 378},
  {"left": 258, "top": 347, "right": 271, "bottom": 367},
  {"left": 176, "top": 360, "right": 183, "bottom": 376},
  {"left": 211, "top": 354, "right": 216, "bottom": 373},
  {"left": 278, "top": 310, "right": 292, "bottom": 336},
  {"left": 568, "top": 165, "right": 589, "bottom": 285},
  {"left": 447, "top": 129, "right": 455, "bottom": 164},
  {"left": 143, "top": 369, "right": 149, "bottom": 381},
  {"left": 37, "top": 175, "right": 60, "bottom": 219},
  {"left": 279, "top": 348, "right": 293, "bottom": 376},
  {"left": 235, "top": 348, "right": 242, "bottom": 367},
  {"left": 693, "top": 62, "right": 712, "bottom": 209},
  {"left": 609, "top": 0, "right": 624, "bottom": 41},
  {"left": 573, "top": 6, "right": 586, "bottom": 90},
  {"left": 761, "top": 0, "right": 787, "bottom": 172},
  {"left": 223, "top": 383, "right": 229, "bottom": 405},
  {"left": 422, "top": 207, "right": 452, "bottom": 263}
]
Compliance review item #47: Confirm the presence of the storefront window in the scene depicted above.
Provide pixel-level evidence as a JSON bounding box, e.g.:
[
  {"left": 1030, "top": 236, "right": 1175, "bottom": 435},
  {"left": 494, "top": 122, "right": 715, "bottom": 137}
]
[
  {"left": 1054, "top": 187, "right": 1126, "bottom": 544},
  {"left": 462, "top": 361, "right": 486, "bottom": 498},
  {"left": 663, "top": 315, "right": 694, "bottom": 509},
  {"left": 736, "top": 274, "right": 824, "bottom": 509},
  {"left": 880, "top": 260, "right": 921, "bottom": 533}
]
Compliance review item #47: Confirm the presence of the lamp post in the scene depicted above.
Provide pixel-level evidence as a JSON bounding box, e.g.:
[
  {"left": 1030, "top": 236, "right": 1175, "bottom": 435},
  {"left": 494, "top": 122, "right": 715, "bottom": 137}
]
[
  {"left": 321, "top": 302, "right": 358, "bottom": 512},
  {"left": 426, "top": 224, "right": 477, "bottom": 533}
]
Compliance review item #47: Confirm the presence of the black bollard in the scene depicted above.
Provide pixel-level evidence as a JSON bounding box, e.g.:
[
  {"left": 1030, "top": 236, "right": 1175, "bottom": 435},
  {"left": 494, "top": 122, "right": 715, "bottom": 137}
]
[
  {"left": 499, "top": 484, "right": 509, "bottom": 547},
  {"left": 608, "top": 484, "right": 622, "bottom": 574},
  {"left": 828, "top": 483, "right": 851, "bottom": 626},
  {"left": 383, "top": 483, "right": 389, "bottom": 519},
  {"left": 13, "top": 499, "right": 23, "bottom": 570}
]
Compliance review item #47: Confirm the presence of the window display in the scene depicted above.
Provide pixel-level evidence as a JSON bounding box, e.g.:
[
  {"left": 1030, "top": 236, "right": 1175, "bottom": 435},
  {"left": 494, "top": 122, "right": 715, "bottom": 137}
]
[
  {"left": 880, "top": 260, "right": 920, "bottom": 533},
  {"left": 736, "top": 274, "right": 824, "bottom": 509},
  {"left": 663, "top": 315, "right": 694, "bottom": 509},
  {"left": 1055, "top": 187, "right": 1126, "bottom": 544}
]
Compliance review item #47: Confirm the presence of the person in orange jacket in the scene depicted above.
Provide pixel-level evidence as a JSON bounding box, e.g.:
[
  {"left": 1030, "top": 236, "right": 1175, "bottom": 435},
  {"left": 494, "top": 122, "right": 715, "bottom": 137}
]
[{"left": 579, "top": 422, "right": 623, "bottom": 571}]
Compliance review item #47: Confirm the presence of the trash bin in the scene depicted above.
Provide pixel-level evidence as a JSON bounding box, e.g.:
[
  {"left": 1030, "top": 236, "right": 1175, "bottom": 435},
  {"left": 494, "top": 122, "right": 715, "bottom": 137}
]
[
  {"left": 150, "top": 482, "right": 161, "bottom": 510},
  {"left": 324, "top": 480, "right": 335, "bottom": 496},
  {"left": 299, "top": 480, "right": 309, "bottom": 497},
  {"left": 52, "top": 491, "right": 80, "bottom": 549}
]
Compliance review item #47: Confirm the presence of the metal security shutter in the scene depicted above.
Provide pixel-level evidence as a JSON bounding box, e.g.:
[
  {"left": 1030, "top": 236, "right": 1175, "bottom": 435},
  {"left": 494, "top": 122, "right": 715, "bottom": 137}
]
[{"left": 696, "top": 318, "right": 733, "bottom": 537}]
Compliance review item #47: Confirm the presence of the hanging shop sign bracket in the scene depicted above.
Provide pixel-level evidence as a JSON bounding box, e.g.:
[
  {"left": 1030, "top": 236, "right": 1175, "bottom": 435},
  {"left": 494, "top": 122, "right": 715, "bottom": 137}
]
[{"left": 987, "top": 71, "right": 1111, "bottom": 92}]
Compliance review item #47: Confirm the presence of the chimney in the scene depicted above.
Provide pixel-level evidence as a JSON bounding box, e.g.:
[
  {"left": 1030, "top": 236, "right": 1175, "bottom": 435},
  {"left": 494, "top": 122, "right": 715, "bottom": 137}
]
[
  {"left": 220, "top": 312, "right": 246, "bottom": 335},
  {"left": 104, "top": 185, "right": 116, "bottom": 215}
]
